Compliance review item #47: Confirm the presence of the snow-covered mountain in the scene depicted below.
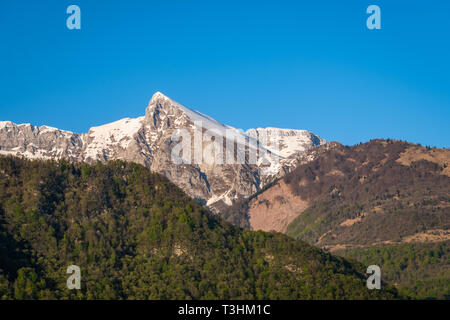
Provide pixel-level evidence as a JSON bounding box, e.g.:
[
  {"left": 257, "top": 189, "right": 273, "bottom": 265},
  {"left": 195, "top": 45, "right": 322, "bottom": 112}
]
[
  {"left": 246, "top": 128, "right": 325, "bottom": 158},
  {"left": 0, "top": 92, "right": 325, "bottom": 210}
]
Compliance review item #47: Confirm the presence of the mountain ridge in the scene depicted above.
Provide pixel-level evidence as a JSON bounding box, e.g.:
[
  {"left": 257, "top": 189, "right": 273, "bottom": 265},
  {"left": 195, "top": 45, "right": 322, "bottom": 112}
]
[{"left": 0, "top": 92, "right": 325, "bottom": 211}]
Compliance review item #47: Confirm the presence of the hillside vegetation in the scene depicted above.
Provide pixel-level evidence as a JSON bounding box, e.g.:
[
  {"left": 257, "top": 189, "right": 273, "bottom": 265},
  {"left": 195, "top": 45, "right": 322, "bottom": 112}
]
[
  {"left": 284, "top": 140, "right": 450, "bottom": 299},
  {"left": 221, "top": 140, "right": 449, "bottom": 299},
  {"left": 0, "top": 156, "right": 397, "bottom": 299},
  {"left": 284, "top": 140, "right": 449, "bottom": 246},
  {"left": 335, "top": 241, "right": 449, "bottom": 299}
]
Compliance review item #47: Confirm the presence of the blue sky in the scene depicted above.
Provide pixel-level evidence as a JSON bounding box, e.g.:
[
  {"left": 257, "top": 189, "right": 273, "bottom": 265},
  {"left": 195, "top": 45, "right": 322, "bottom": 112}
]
[{"left": 0, "top": 0, "right": 449, "bottom": 147}]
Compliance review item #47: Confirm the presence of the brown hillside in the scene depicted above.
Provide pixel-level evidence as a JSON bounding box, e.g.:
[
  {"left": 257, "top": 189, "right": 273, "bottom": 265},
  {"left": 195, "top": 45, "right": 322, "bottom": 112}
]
[{"left": 224, "top": 140, "right": 450, "bottom": 247}]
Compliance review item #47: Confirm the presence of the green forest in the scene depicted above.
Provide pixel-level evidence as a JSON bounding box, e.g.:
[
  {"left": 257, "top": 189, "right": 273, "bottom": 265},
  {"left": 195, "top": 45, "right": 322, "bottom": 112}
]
[
  {"left": 0, "top": 156, "right": 398, "bottom": 300},
  {"left": 335, "top": 241, "right": 450, "bottom": 300}
]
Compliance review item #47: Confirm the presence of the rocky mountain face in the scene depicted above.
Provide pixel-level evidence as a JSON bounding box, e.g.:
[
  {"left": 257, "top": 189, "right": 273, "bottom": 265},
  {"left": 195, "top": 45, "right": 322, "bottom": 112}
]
[{"left": 0, "top": 92, "right": 325, "bottom": 211}]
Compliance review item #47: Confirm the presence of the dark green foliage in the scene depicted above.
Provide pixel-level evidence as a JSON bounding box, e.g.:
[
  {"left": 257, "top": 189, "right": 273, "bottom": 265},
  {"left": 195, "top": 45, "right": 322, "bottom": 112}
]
[
  {"left": 0, "top": 156, "right": 398, "bottom": 300},
  {"left": 335, "top": 241, "right": 450, "bottom": 300}
]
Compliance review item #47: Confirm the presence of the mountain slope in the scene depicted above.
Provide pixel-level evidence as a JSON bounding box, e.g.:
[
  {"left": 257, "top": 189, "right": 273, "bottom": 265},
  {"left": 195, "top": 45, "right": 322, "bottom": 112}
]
[
  {"left": 0, "top": 156, "right": 397, "bottom": 299},
  {"left": 335, "top": 241, "right": 450, "bottom": 299},
  {"left": 0, "top": 92, "right": 325, "bottom": 211},
  {"left": 221, "top": 139, "right": 449, "bottom": 299},
  {"left": 284, "top": 140, "right": 450, "bottom": 248},
  {"left": 225, "top": 140, "right": 449, "bottom": 241}
]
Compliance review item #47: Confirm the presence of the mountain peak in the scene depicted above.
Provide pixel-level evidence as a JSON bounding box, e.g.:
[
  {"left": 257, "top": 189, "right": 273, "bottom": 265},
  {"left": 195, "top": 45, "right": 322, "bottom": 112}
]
[
  {"left": 150, "top": 91, "right": 170, "bottom": 102},
  {"left": 149, "top": 91, "right": 185, "bottom": 108},
  {"left": 146, "top": 91, "right": 188, "bottom": 116},
  {"left": 146, "top": 92, "right": 230, "bottom": 132}
]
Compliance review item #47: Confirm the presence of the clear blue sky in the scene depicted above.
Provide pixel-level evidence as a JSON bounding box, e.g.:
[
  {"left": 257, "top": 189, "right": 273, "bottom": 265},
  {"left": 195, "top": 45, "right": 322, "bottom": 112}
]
[{"left": 1, "top": 1, "right": 449, "bottom": 147}]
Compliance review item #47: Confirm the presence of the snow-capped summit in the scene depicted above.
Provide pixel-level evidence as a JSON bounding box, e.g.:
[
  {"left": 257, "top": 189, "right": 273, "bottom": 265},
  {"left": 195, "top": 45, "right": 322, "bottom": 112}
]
[
  {"left": 246, "top": 127, "right": 325, "bottom": 158},
  {"left": 147, "top": 92, "right": 246, "bottom": 138},
  {"left": 0, "top": 91, "right": 325, "bottom": 210},
  {"left": 82, "top": 117, "right": 145, "bottom": 162}
]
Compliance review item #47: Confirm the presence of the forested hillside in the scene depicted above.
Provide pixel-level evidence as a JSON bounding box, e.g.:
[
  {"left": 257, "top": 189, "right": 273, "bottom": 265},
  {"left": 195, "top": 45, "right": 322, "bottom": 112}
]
[
  {"left": 335, "top": 241, "right": 449, "bottom": 299},
  {"left": 221, "top": 140, "right": 449, "bottom": 299},
  {"left": 0, "top": 156, "right": 397, "bottom": 299}
]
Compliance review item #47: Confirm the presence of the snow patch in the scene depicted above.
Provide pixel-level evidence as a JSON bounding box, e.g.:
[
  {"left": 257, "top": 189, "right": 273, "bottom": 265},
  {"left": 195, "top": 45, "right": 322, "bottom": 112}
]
[
  {"left": 206, "top": 190, "right": 234, "bottom": 206},
  {"left": 38, "top": 125, "right": 73, "bottom": 135},
  {"left": 0, "top": 149, "right": 53, "bottom": 160},
  {"left": 83, "top": 117, "right": 144, "bottom": 160},
  {"left": 246, "top": 127, "right": 325, "bottom": 158},
  {"left": 0, "top": 121, "right": 14, "bottom": 130}
]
